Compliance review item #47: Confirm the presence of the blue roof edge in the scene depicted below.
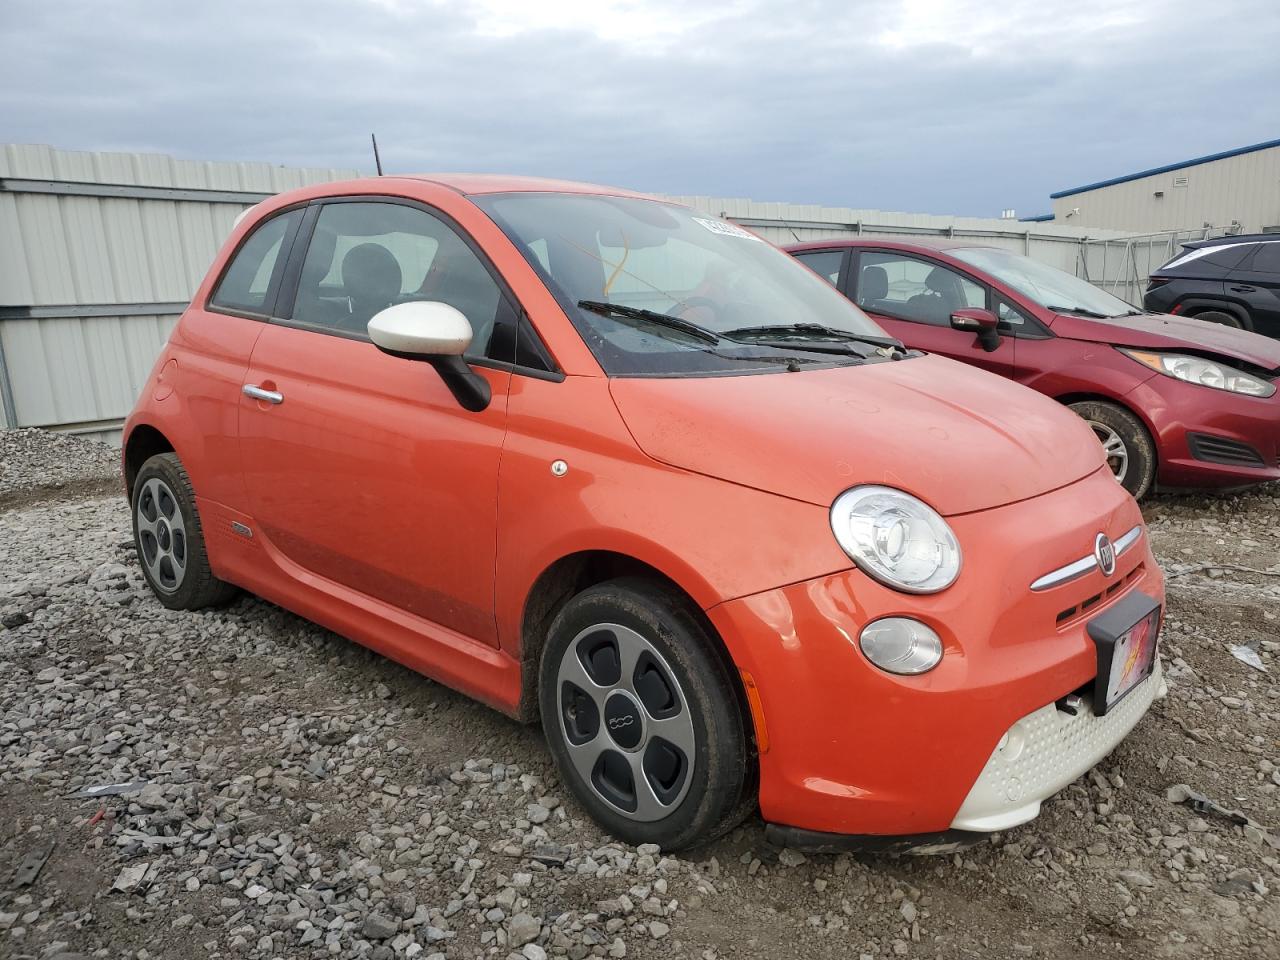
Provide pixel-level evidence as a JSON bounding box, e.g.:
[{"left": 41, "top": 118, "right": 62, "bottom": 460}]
[
  {"left": 1049, "top": 137, "right": 1280, "bottom": 200},
  {"left": 1018, "top": 212, "right": 1055, "bottom": 222}
]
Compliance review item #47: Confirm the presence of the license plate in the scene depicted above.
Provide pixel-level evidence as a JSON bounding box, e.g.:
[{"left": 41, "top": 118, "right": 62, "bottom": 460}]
[{"left": 1086, "top": 592, "right": 1161, "bottom": 716}]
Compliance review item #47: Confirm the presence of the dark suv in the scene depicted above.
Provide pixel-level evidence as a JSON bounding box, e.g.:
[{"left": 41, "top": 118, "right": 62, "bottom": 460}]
[{"left": 1145, "top": 234, "right": 1280, "bottom": 338}]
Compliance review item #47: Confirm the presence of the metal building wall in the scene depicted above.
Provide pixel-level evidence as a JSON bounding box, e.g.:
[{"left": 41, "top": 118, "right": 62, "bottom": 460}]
[
  {"left": 1049, "top": 144, "right": 1280, "bottom": 233},
  {"left": 0, "top": 144, "right": 360, "bottom": 440},
  {"left": 0, "top": 144, "right": 1152, "bottom": 442},
  {"left": 669, "top": 194, "right": 1137, "bottom": 275}
]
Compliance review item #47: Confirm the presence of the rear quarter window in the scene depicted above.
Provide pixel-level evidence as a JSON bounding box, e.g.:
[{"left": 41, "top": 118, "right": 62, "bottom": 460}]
[{"left": 1249, "top": 242, "right": 1280, "bottom": 275}]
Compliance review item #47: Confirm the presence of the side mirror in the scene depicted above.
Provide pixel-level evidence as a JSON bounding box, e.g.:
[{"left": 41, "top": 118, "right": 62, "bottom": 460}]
[
  {"left": 950, "top": 308, "right": 1002, "bottom": 353},
  {"left": 367, "top": 301, "right": 490, "bottom": 412},
  {"left": 368, "top": 301, "right": 472, "bottom": 357}
]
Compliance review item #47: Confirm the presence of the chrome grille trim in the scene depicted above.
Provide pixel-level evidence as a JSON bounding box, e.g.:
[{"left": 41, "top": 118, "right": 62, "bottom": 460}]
[{"left": 1030, "top": 525, "right": 1143, "bottom": 592}]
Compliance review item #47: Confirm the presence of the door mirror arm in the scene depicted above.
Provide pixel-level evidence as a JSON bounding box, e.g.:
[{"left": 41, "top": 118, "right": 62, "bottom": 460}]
[
  {"left": 368, "top": 301, "right": 491, "bottom": 411},
  {"left": 426, "top": 355, "right": 491, "bottom": 412},
  {"left": 950, "top": 308, "right": 1002, "bottom": 353}
]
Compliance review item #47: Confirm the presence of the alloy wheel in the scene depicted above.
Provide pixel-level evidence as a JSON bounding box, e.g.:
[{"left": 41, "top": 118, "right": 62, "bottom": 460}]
[
  {"left": 556, "top": 623, "right": 696, "bottom": 822},
  {"left": 135, "top": 476, "right": 187, "bottom": 593},
  {"left": 1085, "top": 419, "right": 1129, "bottom": 485}
]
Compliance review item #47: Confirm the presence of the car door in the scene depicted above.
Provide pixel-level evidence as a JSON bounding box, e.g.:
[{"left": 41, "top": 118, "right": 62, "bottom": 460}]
[
  {"left": 1227, "top": 242, "right": 1280, "bottom": 338},
  {"left": 848, "top": 250, "right": 1014, "bottom": 377},
  {"left": 237, "top": 198, "right": 518, "bottom": 647},
  {"left": 183, "top": 206, "right": 304, "bottom": 507}
]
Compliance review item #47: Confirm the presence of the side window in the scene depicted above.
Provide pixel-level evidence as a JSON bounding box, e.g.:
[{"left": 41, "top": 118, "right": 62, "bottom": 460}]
[
  {"left": 210, "top": 209, "right": 302, "bottom": 316},
  {"left": 792, "top": 250, "right": 843, "bottom": 286},
  {"left": 996, "top": 299, "right": 1029, "bottom": 328},
  {"left": 289, "top": 201, "right": 516, "bottom": 364},
  {"left": 855, "top": 252, "right": 985, "bottom": 326},
  {"left": 1250, "top": 242, "right": 1280, "bottom": 275},
  {"left": 1203, "top": 243, "right": 1256, "bottom": 271}
]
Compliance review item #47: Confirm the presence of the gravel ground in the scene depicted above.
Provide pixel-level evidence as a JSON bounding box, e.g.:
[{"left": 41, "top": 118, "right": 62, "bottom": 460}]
[
  {"left": 1, "top": 429, "right": 1278, "bottom": 960},
  {"left": 0, "top": 429, "right": 120, "bottom": 508}
]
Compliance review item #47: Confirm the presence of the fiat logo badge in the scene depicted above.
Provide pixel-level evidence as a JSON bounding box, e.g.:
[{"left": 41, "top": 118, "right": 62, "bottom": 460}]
[{"left": 1094, "top": 533, "right": 1117, "bottom": 577}]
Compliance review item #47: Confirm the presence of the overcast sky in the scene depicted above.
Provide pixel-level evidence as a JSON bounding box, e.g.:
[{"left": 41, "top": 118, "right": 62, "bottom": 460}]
[{"left": 2, "top": 0, "right": 1277, "bottom": 217}]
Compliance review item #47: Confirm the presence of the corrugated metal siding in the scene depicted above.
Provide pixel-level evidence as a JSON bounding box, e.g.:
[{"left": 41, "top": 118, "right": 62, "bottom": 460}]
[
  {"left": 668, "top": 194, "right": 1138, "bottom": 276},
  {"left": 0, "top": 144, "right": 360, "bottom": 433},
  {"left": 1050, "top": 145, "right": 1280, "bottom": 233}
]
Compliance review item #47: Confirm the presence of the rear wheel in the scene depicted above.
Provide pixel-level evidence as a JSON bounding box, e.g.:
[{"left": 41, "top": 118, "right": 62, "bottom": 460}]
[
  {"left": 1191, "top": 309, "right": 1245, "bottom": 329},
  {"left": 132, "top": 453, "right": 238, "bottom": 610},
  {"left": 539, "top": 577, "right": 752, "bottom": 850},
  {"left": 1068, "top": 401, "right": 1156, "bottom": 499}
]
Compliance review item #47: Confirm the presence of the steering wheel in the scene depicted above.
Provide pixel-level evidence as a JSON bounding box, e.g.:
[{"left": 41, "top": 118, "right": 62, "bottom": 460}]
[{"left": 667, "top": 296, "right": 724, "bottom": 325}]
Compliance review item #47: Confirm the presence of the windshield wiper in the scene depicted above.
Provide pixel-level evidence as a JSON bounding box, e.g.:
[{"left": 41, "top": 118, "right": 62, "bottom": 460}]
[
  {"left": 577, "top": 299, "right": 720, "bottom": 344},
  {"left": 721, "top": 323, "right": 907, "bottom": 355},
  {"left": 1045, "top": 305, "right": 1114, "bottom": 319}
]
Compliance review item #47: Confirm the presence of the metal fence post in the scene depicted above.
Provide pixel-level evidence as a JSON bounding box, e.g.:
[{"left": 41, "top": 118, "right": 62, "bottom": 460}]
[{"left": 0, "top": 333, "right": 18, "bottom": 429}]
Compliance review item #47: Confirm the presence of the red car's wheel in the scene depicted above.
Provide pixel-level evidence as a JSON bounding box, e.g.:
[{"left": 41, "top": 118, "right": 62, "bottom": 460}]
[{"left": 1069, "top": 401, "right": 1156, "bottom": 499}]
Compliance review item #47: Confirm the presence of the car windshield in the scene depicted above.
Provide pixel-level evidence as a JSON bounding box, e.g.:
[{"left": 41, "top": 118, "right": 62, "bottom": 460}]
[
  {"left": 950, "top": 247, "right": 1140, "bottom": 319},
  {"left": 473, "top": 192, "right": 894, "bottom": 376}
]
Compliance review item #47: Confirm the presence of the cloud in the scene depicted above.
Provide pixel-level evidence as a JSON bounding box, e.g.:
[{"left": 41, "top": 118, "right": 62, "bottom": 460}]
[{"left": 1, "top": 0, "right": 1276, "bottom": 216}]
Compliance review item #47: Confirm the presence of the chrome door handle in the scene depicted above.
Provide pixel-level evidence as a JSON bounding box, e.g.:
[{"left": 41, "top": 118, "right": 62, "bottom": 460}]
[{"left": 242, "top": 384, "right": 284, "bottom": 404}]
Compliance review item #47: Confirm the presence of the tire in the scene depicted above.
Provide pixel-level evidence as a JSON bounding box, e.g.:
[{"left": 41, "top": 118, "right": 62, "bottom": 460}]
[
  {"left": 1191, "top": 309, "right": 1245, "bottom": 330},
  {"left": 538, "top": 577, "right": 752, "bottom": 850},
  {"left": 132, "top": 452, "right": 238, "bottom": 610},
  {"left": 1068, "top": 401, "right": 1157, "bottom": 500}
]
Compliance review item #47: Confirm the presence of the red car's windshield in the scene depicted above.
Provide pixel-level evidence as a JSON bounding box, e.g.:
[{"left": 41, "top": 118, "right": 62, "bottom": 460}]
[{"left": 951, "top": 247, "right": 1142, "bottom": 319}]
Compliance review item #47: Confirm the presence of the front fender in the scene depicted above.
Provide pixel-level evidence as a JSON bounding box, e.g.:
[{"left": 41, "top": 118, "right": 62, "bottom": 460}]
[{"left": 493, "top": 375, "right": 851, "bottom": 660}]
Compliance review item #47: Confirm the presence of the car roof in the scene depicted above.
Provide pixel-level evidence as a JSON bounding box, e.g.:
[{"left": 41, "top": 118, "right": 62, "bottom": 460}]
[
  {"left": 1184, "top": 232, "right": 1280, "bottom": 249},
  {"left": 394, "top": 173, "right": 660, "bottom": 200},
  {"left": 784, "top": 237, "right": 1002, "bottom": 254}
]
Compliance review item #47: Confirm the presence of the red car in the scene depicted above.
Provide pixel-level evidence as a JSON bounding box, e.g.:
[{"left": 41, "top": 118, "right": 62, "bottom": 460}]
[{"left": 786, "top": 239, "right": 1280, "bottom": 498}]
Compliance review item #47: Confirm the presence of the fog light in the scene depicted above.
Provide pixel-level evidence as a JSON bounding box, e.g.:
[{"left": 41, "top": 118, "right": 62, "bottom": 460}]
[{"left": 859, "top": 618, "right": 943, "bottom": 675}]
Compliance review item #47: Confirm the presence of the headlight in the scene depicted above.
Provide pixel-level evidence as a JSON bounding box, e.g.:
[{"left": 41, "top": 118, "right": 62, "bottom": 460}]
[
  {"left": 859, "top": 618, "right": 943, "bottom": 675},
  {"left": 1120, "top": 349, "right": 1276, "bottom": 398},
  {"left": 830, "top": 486, "right": 961, "bottom": 593}
]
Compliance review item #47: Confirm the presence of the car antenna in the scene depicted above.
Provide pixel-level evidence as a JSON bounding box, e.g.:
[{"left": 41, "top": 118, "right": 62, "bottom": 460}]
[{"left": 371, "top": 133, "right": 384, "bottom": 176}]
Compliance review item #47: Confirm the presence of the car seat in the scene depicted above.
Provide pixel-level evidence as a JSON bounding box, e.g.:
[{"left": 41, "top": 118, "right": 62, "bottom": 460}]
[
  {"left": 858, "top": 265, "right": 890, "bottom": 313},
  {"left": 341, "top": 243, "right": 403, "bottom": 333},
  {"left": 906, "top": 267, "right": 962, "bottom": 324}
]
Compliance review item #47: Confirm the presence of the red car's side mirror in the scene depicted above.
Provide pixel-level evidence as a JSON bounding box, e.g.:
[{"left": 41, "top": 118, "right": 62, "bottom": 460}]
[{"left": 950, "top": 308, "right": 1002, "bottom": 353}]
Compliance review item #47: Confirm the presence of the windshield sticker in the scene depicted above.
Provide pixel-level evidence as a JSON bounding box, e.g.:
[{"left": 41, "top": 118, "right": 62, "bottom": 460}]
[{"left": 692, "top": 217, "right": 764, "bottom": 242}]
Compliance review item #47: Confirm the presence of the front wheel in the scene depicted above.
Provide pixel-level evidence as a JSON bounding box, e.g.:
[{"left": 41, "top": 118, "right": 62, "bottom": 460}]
[
  {"left": 1068, "top": 401, "right": 1156, "bottom": 499},
  {"left": 538, "top": 577, "right": 752, "bottom": 850}
]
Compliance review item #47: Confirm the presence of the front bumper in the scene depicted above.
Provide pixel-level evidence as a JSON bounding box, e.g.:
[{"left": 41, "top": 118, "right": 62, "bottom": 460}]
[
  {"left": 707, "top": 467, "right": 1164, "bottom": 838},
  {"left": 951, "top": 658, "right": 1165, "bottom": 831},
  {"left": 1128, "top": 376, "right": 1280, "bottom": 488}
]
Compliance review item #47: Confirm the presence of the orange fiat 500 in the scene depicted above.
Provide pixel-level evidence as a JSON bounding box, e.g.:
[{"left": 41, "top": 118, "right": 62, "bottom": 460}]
[{"left": 123, "top": 176, "right": 1165, "bottom": 852}]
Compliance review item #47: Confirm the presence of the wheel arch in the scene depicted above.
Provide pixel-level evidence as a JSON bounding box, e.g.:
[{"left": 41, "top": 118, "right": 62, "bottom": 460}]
[
  {"left": 514, "top": 550, "right": 753, "bottom": 738},
  {"left": 1177, "top": 297, "right": 1252, "bottom": 329},
  {"left": 122, "top": 422, "right": 176, "bottom": 498},
  {"left": 1054, "top": 391, "right": 1157, "bottom": 442},
  {"left": 1054, "top": 391, "right": 1160, "bottom": 481}
]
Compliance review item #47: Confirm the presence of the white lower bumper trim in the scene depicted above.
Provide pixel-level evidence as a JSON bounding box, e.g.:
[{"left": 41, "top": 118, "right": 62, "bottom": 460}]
[{"left": 951, "top": 658, "right": 1165, "bottom": 832}]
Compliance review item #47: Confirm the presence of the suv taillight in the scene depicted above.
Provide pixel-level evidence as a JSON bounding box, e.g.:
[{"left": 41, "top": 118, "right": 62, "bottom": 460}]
[{"left": 1146, "top": 277, "right": 1171, "bottom": 291}]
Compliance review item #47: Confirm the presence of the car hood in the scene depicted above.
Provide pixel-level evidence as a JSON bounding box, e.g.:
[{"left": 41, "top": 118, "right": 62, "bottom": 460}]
[
  {"left": 1054, "top": 312, "right": 1280, "bottom": 371},
  {"left": 609, "top": 355, "right": 1105, "bottom": 516}
]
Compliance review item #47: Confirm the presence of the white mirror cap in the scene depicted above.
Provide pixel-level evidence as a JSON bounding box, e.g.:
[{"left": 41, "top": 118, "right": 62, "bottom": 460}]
[{"left": 367, "top": 301, "right": 473, "bottom": 357}]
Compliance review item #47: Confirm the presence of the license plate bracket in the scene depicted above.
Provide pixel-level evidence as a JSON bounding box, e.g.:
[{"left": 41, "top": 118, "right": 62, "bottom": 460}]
[{"left": 1086, "top": 591, "right": 1161, "bottom": 717}]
